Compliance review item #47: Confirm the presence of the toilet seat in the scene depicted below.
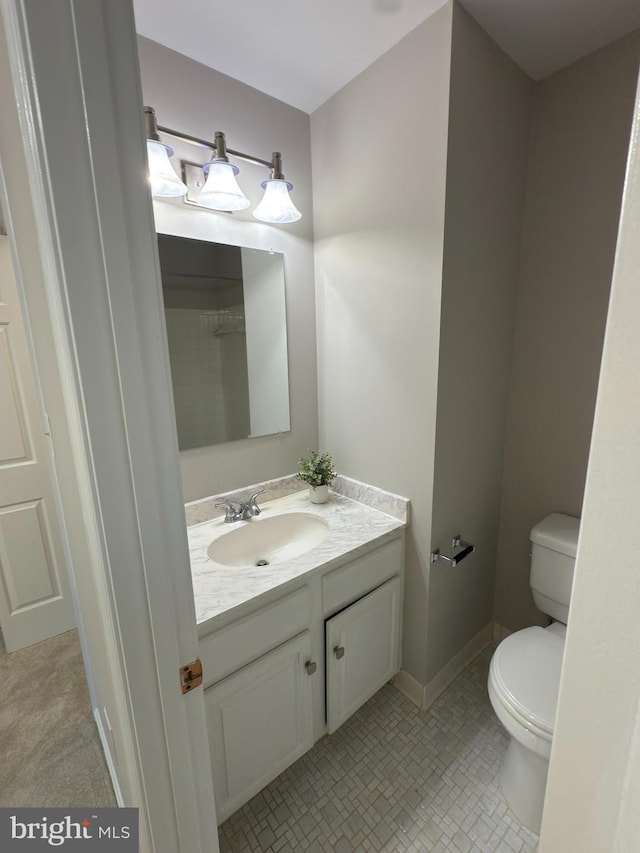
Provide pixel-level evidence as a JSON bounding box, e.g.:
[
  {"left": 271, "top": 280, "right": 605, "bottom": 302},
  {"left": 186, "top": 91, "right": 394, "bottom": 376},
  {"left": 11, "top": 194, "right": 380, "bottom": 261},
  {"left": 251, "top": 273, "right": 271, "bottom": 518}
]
[{"left": 489, "top": 627, "right": 564, "bottom": 738}]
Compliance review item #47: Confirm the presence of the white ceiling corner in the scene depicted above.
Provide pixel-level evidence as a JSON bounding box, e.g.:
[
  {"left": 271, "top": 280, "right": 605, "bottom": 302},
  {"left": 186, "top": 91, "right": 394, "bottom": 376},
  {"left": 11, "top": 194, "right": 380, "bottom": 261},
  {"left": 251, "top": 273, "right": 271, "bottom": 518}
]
[
  {"left": 133, "top": 0, "right": 447, "bottom": 113},
  {"left": 459, "top": 0, "right": 640, "bottom": 82},
  {"left": 132, "top": 0, "right": 640, "bottom": 113}
]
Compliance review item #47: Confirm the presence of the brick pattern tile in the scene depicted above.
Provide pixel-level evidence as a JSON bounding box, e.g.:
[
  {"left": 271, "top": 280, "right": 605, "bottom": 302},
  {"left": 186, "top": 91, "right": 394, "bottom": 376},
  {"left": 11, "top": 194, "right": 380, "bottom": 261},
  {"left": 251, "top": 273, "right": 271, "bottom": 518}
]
[{"left": 218, "top": 648, "right": 539, "bottom": 852}]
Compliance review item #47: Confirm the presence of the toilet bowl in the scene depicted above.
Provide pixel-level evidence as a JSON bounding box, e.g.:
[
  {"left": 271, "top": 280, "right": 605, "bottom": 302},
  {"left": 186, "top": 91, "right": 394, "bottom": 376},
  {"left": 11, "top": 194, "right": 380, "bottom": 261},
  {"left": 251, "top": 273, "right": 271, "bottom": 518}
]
[
  {"left": 488, "top": 513, "right": 579, "bottom": 834},
  {"left": 488, "top": 625, "right": 565, "bottom": 832}
]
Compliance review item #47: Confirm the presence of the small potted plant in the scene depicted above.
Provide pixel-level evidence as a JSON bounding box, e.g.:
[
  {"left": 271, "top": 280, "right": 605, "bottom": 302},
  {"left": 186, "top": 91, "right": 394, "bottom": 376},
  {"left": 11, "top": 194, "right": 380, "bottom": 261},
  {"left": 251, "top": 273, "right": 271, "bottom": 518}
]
[{"left": 297, "top": 450, "right": 336, "bottom": 504}]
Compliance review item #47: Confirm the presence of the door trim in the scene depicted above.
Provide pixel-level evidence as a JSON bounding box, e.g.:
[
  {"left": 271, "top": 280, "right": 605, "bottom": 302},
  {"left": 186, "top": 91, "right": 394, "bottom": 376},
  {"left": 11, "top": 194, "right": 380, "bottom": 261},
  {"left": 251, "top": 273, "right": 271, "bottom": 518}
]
[{"left": 0, "top": 1, "right": 218, "bottom": 850}]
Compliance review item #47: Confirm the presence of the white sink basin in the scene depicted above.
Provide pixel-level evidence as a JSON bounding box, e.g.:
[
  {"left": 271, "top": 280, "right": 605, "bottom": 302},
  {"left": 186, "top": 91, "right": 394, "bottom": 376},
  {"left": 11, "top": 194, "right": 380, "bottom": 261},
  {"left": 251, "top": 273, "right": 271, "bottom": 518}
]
[{"left": 207, "top": 512, "right": 329, "bottom": 568}]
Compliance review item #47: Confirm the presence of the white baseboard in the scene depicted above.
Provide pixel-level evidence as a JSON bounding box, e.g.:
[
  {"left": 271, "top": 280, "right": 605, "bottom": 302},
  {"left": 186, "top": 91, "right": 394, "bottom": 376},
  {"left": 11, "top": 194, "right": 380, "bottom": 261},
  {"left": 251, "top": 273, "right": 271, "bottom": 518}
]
[
  {"left": 423, "top": 622, "right": 493, "bottom": 710},
  {"left": 492, "top": 621, "right": 513, "bottom": 644},
  {"left": 94, "top": 707, "right": 124, "bottom": 806},
  {"left": 392, "top": 669, "right": 424, "bottom": 708}
]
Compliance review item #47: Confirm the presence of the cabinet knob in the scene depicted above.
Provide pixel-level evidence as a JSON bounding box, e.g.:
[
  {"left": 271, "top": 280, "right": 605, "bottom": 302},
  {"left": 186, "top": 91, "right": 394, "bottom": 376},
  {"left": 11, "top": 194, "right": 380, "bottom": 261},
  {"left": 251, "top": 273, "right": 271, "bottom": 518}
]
[
  {"left": 305, "top": 660, "right": 317, "bottom": 675},
  {"left": 334, "top": 645, "right": 345, "bottom": 660}
]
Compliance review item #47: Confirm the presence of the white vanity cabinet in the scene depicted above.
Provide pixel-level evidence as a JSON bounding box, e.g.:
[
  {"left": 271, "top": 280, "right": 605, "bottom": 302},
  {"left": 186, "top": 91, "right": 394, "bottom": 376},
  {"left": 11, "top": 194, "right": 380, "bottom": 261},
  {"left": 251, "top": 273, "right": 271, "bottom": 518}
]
[
  {"left": 321, "top": 537, "right": 403, "bottom": 732},
  {"left": 199, "top": 585, "right": 314, "bottom": 823},
  {"left": 325, "top": 575, "right": 401, "bottom": 733},
  {"left": 198, "top": 532, "right": 404, "bottom": 824},
  {"left": 205, "top": 631, "right": 314, "bottom": 823}
]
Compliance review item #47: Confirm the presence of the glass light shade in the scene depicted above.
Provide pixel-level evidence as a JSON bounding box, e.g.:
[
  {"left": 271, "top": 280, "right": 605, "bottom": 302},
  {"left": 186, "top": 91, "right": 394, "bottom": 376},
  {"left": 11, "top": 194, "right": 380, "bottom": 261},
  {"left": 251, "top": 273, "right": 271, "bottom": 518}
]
[
  {"left": 253, "top": 179, "right": 302, "bottom": 223},
  {"left": 198, "top": 161, "right": 250, "bottom": 211},
  {"left": 146, "top": 140, "right": 187, "bottom": 198}
]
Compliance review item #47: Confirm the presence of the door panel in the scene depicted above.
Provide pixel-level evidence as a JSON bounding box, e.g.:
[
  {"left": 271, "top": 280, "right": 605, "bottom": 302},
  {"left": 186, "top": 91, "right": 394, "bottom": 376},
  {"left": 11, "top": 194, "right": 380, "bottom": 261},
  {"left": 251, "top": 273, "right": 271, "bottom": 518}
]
[
  {"left": 205, "top": 631, "right": 314, "bottom": 823},
  {"left": 326, "top": 576, "right": 401, "bottom": 733},
  {"left": 0, "top": 500, "right": 62, "bottom": 608},
  {"left": 0, "top": 236, "right": 75, "bottom": 650},
  {"left": 0, "top": 323, "right": 31, "bottom": 462}
]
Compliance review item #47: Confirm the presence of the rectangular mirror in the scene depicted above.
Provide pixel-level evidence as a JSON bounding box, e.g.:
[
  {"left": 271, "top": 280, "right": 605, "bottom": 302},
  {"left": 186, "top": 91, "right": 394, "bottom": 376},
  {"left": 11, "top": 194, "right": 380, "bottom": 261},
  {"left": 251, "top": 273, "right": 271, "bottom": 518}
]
[{"left": 158, "top": 234, "right": 291, "bottom": 450}]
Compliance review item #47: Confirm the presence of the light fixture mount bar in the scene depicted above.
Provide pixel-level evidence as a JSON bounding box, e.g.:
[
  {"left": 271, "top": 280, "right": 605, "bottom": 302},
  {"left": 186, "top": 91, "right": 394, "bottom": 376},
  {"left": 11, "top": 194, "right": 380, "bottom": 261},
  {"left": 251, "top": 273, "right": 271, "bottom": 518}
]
[
  {"left": 156, "top": 124, "right": 273, "bottom": 171},
  {"left": 225, "top": 148, "right": 273, "bottom": 171}
]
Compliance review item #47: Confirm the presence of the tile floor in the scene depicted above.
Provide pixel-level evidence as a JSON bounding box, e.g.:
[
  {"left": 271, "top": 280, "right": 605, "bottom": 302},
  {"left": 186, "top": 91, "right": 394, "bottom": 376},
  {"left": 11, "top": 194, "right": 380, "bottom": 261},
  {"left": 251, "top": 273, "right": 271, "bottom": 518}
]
[{"left": 218, "top": 647, "right": 539, "bottom": 852}]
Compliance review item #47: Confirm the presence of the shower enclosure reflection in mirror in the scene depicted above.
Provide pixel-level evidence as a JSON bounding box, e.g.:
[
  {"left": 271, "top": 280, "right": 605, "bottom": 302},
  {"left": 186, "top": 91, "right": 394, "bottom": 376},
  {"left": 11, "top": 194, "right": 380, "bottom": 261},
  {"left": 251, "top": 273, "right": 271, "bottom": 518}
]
[{"left": 158, "top": 233, "right": 291, "bottom": 450}]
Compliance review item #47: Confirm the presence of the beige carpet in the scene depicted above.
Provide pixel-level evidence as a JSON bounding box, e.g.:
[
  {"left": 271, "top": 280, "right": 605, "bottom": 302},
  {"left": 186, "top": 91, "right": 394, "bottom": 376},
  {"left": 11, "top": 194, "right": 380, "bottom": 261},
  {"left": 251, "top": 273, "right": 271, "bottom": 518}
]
[{"left": 0, "top": 628, "right": 117, "bottom": 807}]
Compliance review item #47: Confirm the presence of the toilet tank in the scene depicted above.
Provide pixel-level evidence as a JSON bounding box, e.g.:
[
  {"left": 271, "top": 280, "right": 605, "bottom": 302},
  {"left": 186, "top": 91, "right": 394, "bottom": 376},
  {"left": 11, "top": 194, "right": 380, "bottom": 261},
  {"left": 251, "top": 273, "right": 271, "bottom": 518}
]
[{"left": 529, "top": 513, "right": 580, "bottom": 623}]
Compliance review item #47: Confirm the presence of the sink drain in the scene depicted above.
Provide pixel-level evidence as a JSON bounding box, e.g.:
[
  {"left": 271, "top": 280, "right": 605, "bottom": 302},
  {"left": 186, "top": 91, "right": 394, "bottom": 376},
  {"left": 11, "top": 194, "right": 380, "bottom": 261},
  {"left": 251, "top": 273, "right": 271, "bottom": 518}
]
[{"left": 256, "top": 558, "right": 270, "bottom": 566}]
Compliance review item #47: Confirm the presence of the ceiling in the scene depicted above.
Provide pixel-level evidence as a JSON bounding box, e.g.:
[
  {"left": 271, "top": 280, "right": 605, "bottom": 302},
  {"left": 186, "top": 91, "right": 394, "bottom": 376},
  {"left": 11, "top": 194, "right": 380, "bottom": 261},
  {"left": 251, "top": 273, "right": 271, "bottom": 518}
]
[{"left": 133, "top": 0, "right": 640, "bottom": 114}]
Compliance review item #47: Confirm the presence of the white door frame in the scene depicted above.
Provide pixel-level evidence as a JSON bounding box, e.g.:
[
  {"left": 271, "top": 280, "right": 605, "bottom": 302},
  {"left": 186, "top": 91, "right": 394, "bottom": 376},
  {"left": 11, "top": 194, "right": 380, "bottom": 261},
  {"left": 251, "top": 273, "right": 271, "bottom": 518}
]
[
  {"left": 539, "top": 72, "right": 640, "bottom": 851},
  {"left": 0, "top": 1, "right": 219, "bottom": 850}
]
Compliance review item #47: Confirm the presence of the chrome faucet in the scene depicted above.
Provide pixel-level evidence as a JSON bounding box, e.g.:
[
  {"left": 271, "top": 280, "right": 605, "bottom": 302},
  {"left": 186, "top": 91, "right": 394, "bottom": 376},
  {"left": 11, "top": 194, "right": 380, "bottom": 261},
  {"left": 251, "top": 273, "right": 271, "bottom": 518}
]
[{"left": 216, "top": 490, "right": 266, "bottom": 523}]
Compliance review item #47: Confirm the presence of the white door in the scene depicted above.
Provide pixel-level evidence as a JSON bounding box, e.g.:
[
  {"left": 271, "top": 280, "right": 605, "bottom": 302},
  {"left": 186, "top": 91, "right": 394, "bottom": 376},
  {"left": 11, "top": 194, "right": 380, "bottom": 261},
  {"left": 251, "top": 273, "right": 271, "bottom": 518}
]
[
  {"left": 326, "top": 576, "right": 402, "bottom": 733},
  {"left": 0, "top": 236, "right": 75, "bottom": 651}
]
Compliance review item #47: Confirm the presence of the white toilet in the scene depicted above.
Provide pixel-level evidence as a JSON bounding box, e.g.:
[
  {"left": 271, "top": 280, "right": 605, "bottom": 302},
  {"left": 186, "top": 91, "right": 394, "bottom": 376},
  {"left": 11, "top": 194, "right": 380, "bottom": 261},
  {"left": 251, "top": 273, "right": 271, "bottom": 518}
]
[{"left": 488, "top": 512, "right": 580, "bottom": 833}]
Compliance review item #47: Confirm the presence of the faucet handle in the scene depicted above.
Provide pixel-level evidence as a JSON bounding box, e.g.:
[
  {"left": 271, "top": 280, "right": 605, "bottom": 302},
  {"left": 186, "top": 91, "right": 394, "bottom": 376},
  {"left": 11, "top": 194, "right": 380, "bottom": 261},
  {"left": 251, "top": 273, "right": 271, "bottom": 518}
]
[
  {"left": 215, "top": 501, "right": 240, "bottom": 523},
  {"left": 247, "top": 490, "right": 266, "bottom": 515}
]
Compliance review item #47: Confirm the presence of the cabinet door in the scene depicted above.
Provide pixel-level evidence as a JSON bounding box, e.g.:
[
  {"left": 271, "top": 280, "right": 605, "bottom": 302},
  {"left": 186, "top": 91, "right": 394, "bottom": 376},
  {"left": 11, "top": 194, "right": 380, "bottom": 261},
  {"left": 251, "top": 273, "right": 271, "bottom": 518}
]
[
  {"left": 326, "top": 576, "right": 401, "bottom": 733},
  {"left": 205, "top": 631, "right": 314, "bottom": 823}
]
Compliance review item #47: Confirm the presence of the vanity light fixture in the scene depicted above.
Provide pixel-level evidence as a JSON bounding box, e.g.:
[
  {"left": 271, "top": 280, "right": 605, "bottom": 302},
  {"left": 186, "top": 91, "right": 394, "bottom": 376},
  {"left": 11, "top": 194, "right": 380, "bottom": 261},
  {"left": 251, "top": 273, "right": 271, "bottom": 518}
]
[
  {"left": 199, "top": 131, "right": 250, "bottom": 211},
  {"left": 253, "top": 153, "right": 302, "bottom": 224},
  {"left": 143, "top": 106, "right": 301, "bottom": 224},
  {"left": 143, "top": 107, "right": 188, "bottom": 198}
]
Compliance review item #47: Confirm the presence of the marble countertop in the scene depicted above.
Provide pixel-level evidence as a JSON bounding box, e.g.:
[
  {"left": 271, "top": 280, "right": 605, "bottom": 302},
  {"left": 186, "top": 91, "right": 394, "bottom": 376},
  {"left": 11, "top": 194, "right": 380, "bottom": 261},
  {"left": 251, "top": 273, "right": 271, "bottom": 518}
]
[{"left": 188, "top": 482, "right": 409, "bottom": 633}]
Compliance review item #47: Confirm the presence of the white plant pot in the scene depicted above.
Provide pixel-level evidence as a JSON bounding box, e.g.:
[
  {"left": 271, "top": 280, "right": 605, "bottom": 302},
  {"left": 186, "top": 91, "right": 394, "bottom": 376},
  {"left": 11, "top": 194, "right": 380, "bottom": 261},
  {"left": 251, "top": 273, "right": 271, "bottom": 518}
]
[{"left": 308, "top": 484, "right": 329, "bottom": 504}]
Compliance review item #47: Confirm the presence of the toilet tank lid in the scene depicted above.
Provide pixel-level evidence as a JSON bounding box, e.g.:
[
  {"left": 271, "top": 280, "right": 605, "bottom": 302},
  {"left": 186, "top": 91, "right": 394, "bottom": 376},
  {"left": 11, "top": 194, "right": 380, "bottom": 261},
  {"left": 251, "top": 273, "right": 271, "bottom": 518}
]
[{"left": 530, "top": 513, "right": 580, "bottom": 557}]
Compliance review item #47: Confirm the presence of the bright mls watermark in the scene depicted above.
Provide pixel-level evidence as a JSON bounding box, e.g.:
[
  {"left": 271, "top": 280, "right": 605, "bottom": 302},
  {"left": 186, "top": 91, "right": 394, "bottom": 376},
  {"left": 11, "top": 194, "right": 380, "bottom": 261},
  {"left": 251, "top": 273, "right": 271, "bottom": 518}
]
[{"left": 0, "top": 809, "right": 138, "bottom": 851}]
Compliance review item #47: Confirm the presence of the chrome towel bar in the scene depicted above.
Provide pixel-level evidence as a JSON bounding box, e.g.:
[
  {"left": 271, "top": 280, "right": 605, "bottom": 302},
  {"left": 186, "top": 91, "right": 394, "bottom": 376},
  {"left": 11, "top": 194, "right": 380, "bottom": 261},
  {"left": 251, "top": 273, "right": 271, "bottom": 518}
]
[{"left": 431, "top": 535, "right": 476, "bottom": 566}]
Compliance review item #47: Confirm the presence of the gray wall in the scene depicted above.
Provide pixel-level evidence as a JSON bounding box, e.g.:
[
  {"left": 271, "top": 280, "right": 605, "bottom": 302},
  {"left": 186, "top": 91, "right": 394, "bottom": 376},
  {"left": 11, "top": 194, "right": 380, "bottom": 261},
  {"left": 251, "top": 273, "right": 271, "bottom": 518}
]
[
  {"left": 137, "top": 37, "right": 318, "bottom": 501},
  {"left": 311, "top": 4, "right": 453, "bottom": 686},
  {"left": 139, "top": 15, "right": 640, "bottom": 684},
  {"left": 494, "top": 29, "right": 640, "bottom": 631},
  {"left": 428, "top": 5, "right": 532, "bottom": 680}
]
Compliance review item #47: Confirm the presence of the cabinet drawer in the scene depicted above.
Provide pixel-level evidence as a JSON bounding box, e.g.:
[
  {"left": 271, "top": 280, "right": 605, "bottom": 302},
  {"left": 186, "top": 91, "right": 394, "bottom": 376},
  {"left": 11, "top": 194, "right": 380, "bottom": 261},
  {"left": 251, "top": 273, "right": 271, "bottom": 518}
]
[
  {"left": 322, "top": 537, "right": 402, "bottom": 614},
  {"left": 200, "top": 586, "right": 310, "bottom": 686}
]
